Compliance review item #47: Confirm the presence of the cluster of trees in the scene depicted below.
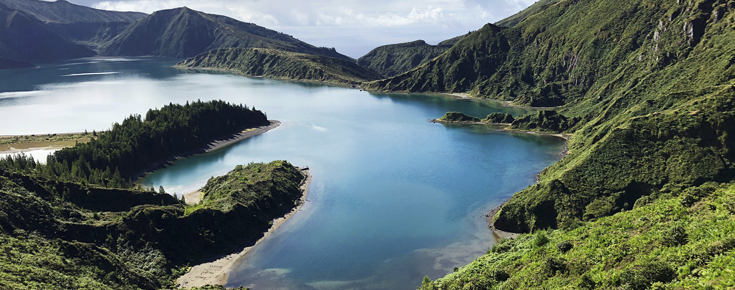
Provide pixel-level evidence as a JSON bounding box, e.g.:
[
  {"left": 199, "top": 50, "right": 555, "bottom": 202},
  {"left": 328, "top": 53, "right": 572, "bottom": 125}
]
[{"left": 0, "top": 100, "right": 268, "bottom": 188}]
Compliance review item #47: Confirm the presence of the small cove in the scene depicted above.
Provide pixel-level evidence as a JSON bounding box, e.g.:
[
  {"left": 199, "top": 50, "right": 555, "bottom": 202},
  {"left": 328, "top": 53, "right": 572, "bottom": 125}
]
[{"left": 0, "top": 58, "right": 566, "bottom": 290}]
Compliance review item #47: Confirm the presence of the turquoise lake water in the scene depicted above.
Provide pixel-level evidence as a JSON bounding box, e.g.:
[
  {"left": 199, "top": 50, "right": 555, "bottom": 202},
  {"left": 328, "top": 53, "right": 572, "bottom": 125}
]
[{"left": 0, "top": 58, "right": 565, "bottom": 290}]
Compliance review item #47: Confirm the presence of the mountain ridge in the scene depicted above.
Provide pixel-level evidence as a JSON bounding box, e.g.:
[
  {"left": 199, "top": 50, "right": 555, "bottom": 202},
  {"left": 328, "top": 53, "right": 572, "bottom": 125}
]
[
  {"left": 357, "top": 37, "right": 465, "bottom": 78},
  {"left": 0, "top": 2, "right": 94, "bottom": 63},
  {"left": 0, "top": 0, "right": 147, "bottom": 47},
  {"left": 177, "top": 47, "right": 383, "bottom": 85},
  {"left": 101, "top": 7, "right": 353, "bottom": 60}
]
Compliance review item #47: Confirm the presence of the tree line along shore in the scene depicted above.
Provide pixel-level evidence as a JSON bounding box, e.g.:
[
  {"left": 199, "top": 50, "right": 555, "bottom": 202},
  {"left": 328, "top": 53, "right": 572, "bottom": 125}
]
[{"left": 0, "top": 101, "right": 306, "bottom": 290}]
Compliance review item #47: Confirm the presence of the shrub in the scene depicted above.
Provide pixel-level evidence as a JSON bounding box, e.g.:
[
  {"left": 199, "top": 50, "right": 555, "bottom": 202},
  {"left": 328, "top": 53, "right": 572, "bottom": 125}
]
[
  {"left": 557, "top": 240, "right": 573, "bottom": 253},
  {"left": 584, "top": 196, "right": 617, "bottom": 220},
  {"left": 543, "top": 257, "right": 567, "bottom": 276},
  {"left": 578, "top": 274, "right": 596, "bottom": 289},
  {"left": 486, "top": 269, "right": 510, "bottom": 281},
  {"left": 661, "top": 224, "right": 688, "bottom": 247},
  {"left": 533, "top": 232, "right": 550, "bottom": 247},
  {"left": 620, "top": 262, "right": 675, "bottom": 290},
  {"left": 559, "top": 218, "right": 584, "bottom": 230}
]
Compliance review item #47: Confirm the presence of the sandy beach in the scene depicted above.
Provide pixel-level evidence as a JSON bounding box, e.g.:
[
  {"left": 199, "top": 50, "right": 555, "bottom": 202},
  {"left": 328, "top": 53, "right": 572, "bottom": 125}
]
[
  {"left": 204, "top": 120, "right": 281, "bottom": 153},
  {"left": 176, "top": 167, "right": 312, "bottom": 288}
]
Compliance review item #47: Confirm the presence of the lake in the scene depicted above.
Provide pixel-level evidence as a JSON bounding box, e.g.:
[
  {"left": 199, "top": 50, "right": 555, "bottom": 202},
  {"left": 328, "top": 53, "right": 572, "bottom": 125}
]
[{"left": 0, "top": 58, "right": 565, "bottom": 290}]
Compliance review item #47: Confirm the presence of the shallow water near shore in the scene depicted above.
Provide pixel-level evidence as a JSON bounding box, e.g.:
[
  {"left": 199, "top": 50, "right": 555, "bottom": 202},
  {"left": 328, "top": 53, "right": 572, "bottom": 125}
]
[{"left": 0, "top": 58, "right": 565, "bottom": 289}]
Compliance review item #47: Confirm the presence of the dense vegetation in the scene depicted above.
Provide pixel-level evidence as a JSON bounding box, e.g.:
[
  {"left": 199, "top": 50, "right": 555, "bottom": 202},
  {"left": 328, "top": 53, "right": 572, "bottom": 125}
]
[
  {"left": 421, "top": 182, "right": 735, "bottom": 289},
  {"left": 0, "top": 100, "right": 268, "bottom": 187},
  {"left": 384, "top": 0, "right": 735, "bottom": 232},
  {"left": 357, "top": 38, "right": 464, "bottom": 78},
  {"left": 414, "top": 0, "right": 735, "bottom": 287},
  {"left": 195, "top": 161, "right": 305, "bottom": 213},
  {"left": 0, "top": 160, "right": 305, "bottom": 289},
  {"left": 177, "top": 48, "right": 383, "bottom": 85},
  {"left": 101, "top": 7, "right": 352, "bottom": 60},
  {"left": 484, "top": 113, "right": 515, "bottom": 124}
]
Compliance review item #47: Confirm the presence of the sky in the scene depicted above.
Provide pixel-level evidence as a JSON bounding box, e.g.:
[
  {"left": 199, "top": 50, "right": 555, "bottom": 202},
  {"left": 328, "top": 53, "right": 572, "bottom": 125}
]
[{"left": 70, "top": 0, "right": 538, "bottom": 58}]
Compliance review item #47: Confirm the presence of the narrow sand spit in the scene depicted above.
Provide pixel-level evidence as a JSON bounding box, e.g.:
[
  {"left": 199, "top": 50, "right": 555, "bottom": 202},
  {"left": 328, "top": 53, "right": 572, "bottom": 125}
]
[
  {"left": 204, "top": 121, "right": 281, "bottom": 153},
  {"left": 176, "top": 167, "right": 312, "bottom": 288},
  {"left": 446, "top": 93, "right": 473, "bottom": 99}
]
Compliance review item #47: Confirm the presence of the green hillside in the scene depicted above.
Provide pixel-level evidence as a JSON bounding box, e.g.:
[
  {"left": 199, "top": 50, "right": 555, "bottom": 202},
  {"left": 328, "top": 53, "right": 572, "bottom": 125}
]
[
  {"left": 0, "top": 160, "right": 303, "bottom": 289},
  {"left": 420, "top": 182, "right": 735, "bottom": 289},
  {"left": 357, "top": 37, "right": 464, "bottom": 77},
  {"left": 101, "top": 7, "right": 353, "bottom": 60},
  {"left": 366, "top": 0, "right": 735, "bottom": 234},
  {"left": 0, "top": 3, "right": 94, "bottom": 63},
  {"left": 177, "top": 47, "right": 383, "bottom": 85}
]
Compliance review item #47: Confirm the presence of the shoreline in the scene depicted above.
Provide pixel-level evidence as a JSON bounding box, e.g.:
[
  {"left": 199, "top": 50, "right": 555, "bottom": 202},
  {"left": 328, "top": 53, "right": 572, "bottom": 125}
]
[
  {"left": 175, "top": 66, "right": 367, "bottom": 90},
  {"left": 441, "top": 92, "right": 560, "bottom": 110},
  {"left": 362, "top": 89, "right": 559, "bottom": 110},
  {"left": 132, "top": 121, "right": 281, "bottom": 182},
  {"left": 428, "top": 120, "right": 569, "bottom": 239},
  {"left": 486, "top": 203, "right": 520, "bottom": 240},
  {"left": 176, "top": 167, "right": 312, "bottom": 288}
]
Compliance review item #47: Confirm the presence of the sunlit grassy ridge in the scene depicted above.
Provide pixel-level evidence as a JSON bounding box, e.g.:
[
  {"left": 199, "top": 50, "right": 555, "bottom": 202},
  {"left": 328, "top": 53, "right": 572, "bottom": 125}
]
[{"left": 421, "top": 182, "right": 735, "bottom": 289}]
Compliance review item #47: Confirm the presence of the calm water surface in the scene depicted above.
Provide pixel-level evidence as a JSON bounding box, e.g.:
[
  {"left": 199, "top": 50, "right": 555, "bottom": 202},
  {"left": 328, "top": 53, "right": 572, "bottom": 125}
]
[{"left": 0, "top": 58, "right": 565, "bottom": 290}]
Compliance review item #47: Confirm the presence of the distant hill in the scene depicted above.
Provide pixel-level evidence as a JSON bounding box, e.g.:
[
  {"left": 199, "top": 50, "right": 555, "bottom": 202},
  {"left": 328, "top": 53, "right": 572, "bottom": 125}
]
[
  {"left": 101, "top": 7, "right": 353, "bottom": 60},
  {"left": 0, "top": 0, "right": 146, "bottom": 46},
  {"left": 0, "top": 3, "right": 94, "bottom": 63},
  {"left": 0, "top": 0, "right": 145, "bottom": 23},
  {"left": 357, "top": 36, "right": 465, "bottom": 78},
  {"left": 177, "top": 47, "right": 383, "bottom": 85}
]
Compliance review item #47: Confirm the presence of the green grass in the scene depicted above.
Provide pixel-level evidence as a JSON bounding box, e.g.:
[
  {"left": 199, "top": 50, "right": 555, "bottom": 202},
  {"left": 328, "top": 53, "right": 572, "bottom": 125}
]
[
  {"left": 369, "top": 0, "right": 735, "bottom": 234},
  {"left": 196, "top": 160, "right": 304, "bottom": 213},
  {"left": 421, "top": 183, "right": 735, "bottom": 289},
  {"left": 0, "top": 160, "right": 304, "bottom": 289}
]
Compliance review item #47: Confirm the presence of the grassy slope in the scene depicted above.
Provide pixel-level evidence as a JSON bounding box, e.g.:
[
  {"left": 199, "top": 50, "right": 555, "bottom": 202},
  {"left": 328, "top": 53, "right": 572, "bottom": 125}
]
[
  {"left": 0, "top": 160, "right": 304, "bottom": 289},
  {"left": 421, "top": 182, "right": 735, "bottom": 289},
  {"left": 366, "top": 0, "right": 735, "bottom": 234},
  {"left": 101, "top": 7, "right": 352, "bottom": 60},
  {"left": 177, "top": 47, "right": 383, "bottom": 85},
  {"left": 494, "top": 0, "right": 735, "bottom": 233},
  {"left": 408, "top": 0, "right": 735, "bottom": 287}
]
